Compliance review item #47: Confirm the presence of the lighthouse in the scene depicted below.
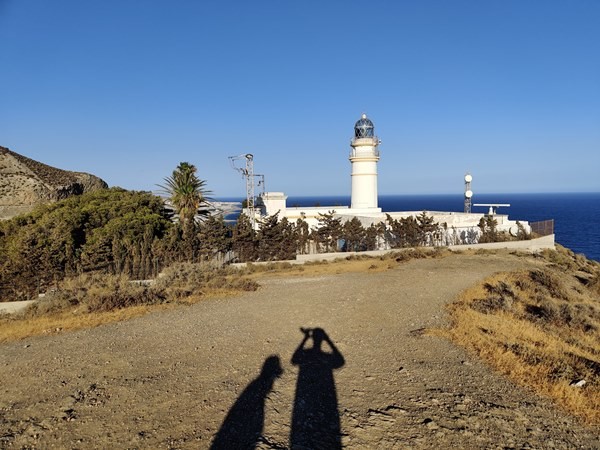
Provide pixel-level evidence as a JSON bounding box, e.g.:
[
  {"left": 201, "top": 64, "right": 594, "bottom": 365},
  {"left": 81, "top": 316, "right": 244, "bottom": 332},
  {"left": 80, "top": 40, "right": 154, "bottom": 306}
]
[
  {"left": 256, "top": 112, "right": 531, "bottom": 243},
  {"left": 349, "top": 113, "right": 381, "bottom": 210}
]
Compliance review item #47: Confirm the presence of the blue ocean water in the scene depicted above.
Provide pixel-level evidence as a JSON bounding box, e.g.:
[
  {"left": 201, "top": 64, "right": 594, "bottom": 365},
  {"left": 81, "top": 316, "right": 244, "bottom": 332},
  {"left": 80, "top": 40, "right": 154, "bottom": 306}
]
[{"left": 219, "top": 193, "right": 600, "bottom": 262}]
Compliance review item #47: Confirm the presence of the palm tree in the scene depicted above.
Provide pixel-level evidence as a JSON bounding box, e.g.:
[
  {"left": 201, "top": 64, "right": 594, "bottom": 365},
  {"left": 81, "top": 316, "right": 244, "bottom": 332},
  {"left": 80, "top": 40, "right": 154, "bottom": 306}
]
[{"left": 159, "top": 162, "right": 212, "bottom": 232}]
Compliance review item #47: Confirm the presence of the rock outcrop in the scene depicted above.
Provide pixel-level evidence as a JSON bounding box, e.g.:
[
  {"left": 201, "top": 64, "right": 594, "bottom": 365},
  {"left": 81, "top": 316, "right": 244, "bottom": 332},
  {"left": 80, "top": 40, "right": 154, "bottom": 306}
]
[{"left": 0, "top": 146, "right": 108, "bottom": 219}]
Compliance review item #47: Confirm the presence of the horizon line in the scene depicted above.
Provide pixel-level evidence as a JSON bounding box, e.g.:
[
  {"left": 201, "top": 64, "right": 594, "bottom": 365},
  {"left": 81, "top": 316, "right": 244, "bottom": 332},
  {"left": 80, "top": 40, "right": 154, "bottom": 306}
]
[{"left": 212, "top": 191, "right": 600, "bottom": 199}]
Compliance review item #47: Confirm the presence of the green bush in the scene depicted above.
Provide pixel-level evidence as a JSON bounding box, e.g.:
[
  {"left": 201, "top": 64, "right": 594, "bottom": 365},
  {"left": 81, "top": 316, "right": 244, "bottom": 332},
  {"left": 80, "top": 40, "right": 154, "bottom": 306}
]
[{"left": 0, "top": 188, "right": 172, "bottom": 300}]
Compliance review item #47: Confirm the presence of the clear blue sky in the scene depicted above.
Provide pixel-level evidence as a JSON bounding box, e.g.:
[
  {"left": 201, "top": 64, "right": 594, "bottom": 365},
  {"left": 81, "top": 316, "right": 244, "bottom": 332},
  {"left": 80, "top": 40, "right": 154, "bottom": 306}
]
[{"left": 1, "top": 1, "right": 599, "bottom": 197}]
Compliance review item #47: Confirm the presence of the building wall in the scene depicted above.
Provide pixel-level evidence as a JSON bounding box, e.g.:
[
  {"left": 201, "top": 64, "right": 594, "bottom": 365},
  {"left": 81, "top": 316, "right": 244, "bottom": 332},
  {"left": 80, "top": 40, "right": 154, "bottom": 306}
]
[
  {"left": 229, "top": 234, "right": 556, "bottom": 267},
  {"left": 259, "top": 192, "right": 528, "bottom": 232}
]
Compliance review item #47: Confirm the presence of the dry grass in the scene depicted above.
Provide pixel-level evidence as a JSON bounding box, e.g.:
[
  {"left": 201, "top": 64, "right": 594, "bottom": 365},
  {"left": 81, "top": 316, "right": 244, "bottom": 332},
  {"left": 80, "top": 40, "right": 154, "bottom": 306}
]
[
  {"left": 0, "top": 286, "right": 255, "bottom": 343},
  {"left": 440, "top": 247, "right": 600, "bottom": 424},
  {"left": 0, "top": 305, "right": 161, "bottom": 342},
  {"left": 0, "top": 263, "right": 259, "bottom": 343},
  {"left": 0, "top": 248, "right": 450, "bottom": 343},
  {"left": 244, "top": 259, "right": 392, "bottom": 278},
  {"left": 242, "top": 247, "right": 451, "bottom": 279}
]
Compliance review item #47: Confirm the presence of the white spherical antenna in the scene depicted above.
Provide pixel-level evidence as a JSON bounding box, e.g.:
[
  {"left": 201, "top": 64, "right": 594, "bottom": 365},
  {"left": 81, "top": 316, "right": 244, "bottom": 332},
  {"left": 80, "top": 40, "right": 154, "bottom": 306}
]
[
  {"left": 464, "top": 174, "right": 472, "bottom": 183},
  {"left": 465, "top": 190, "right": 473, "bottom": 198}
]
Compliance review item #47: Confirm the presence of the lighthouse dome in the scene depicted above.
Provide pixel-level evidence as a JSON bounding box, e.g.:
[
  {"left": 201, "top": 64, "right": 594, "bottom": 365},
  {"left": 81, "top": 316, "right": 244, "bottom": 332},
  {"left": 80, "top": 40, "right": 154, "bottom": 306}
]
[{"left": 354, "top": 114, "right": 374, "bottom": 138}]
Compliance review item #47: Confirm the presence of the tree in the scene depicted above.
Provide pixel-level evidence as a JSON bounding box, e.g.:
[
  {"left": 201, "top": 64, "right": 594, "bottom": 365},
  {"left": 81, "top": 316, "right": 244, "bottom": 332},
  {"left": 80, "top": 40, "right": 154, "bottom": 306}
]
[
  {"left": 158, "top": 162, "right": 211, "bottom": 235},
  {"left": 514, "top": 221, "right": 531, "bottom": 241},
  {"left": 386, "top": 212, "right": 440, "bottom": 248},
  {"left": 415, "top": 211, "right": 440, "bottom": 246},
  {"left": 256, "top": 214, "right": 298, "bottom": 261},
  {"left": 478, "top": 216, "right": 499, "bottom": 243},
  {"left": 342, "top": 217, "right": 366, "bottom": 252},
  {"left": 0, "top": 188, "right": 172, "bottom": 299},
  {"left": 386, "top": 214, "right": 418, "bottom": 248},
  {"left": 232, "top": 214, "right": 257, "bottom": 262},
  {"left": 295, "top": 218, "right": 311, "bottom": 254},
  {"left": 365, "top": 222, "right": 385, "bottom": 251},
  {"left": 198, "top": 215, "right": 232, "bottom": 261},
  {"left": 316, "top": 211, "right": 343, "bottom": 252}
]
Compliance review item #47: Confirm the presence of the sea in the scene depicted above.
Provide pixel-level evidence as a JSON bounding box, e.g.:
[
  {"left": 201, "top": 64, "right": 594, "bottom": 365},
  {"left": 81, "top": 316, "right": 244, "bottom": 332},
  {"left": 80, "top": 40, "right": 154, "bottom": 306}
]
[{"left": 218, "top": 193, "right": 600, "bottom": 262}]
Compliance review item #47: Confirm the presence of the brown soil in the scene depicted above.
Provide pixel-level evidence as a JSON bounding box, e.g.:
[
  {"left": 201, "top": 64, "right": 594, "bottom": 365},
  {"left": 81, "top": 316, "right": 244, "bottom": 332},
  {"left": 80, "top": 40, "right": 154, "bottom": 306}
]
[{"left": 1, "top": 253, "right": 598, "bottom": 449}]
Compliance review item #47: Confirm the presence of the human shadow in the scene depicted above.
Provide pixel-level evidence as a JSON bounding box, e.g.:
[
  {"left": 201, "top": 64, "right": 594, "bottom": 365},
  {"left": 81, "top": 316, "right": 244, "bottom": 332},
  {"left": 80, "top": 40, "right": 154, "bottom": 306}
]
[
  {"left": 210, "top": 355, "right": 283, "bottom": 450},
  {"left": 290, "top": 327, "right": 345, "bottom": 449}
]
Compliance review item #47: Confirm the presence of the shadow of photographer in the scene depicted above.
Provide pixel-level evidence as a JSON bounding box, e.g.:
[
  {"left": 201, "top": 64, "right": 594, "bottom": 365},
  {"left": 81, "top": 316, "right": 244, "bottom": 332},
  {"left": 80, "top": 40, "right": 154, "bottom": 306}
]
[
  {"left": 290, "top": 327, "right": 345, "bottom": 449},
  {"left": 210, "top": 328, "right": 345, "bottom": 449}
]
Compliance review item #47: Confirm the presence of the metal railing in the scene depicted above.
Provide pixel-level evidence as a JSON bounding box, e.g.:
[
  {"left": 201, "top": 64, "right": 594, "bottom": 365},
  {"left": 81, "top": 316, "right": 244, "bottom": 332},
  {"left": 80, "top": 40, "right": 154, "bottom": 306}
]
[
  {"left": 530, "top": 219, "right": 554, "bottom": 236},
  {"left": 349, "top": 148, "right": 380, "bottom": 159}
]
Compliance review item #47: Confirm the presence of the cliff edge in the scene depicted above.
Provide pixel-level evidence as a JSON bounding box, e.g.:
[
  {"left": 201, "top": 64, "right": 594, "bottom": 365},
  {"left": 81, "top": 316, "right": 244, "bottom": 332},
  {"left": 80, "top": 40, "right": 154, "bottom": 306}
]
[{"left": 0, "top": 146, "right": 108, "bottom": 219}]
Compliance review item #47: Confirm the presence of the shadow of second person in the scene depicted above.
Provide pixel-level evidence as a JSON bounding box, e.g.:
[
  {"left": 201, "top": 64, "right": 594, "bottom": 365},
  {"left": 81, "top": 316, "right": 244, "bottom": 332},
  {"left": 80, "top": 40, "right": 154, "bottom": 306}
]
[
  {"left": 210, "top": 355, "right": 283, "bottom": 450},
  {"left": 290, "top": 327, "right": 345, "bottom": 450}
]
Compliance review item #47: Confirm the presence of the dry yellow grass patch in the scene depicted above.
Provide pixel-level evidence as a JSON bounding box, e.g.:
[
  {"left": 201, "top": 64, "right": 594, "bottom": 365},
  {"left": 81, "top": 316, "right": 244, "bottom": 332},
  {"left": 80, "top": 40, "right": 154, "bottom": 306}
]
[
  {"left": 0, "top": 287, "right": 254, "bottom": 344},
  {"left": 441, "top": 260, "right": 600, "bottom": 424},
  {"left": 246, "top": 259, "right": 389, "bottom": 280},
  {"left": 0, "top": 305, "right": 163, "bottom": 343},
  {"left": 245, "top": 248, "right": 450, "bottom": 280}
]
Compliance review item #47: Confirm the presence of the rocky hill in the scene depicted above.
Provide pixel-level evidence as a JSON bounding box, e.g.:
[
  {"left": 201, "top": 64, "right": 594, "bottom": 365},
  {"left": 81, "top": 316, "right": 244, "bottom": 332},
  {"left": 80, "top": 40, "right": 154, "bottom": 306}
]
[{"left": 0, "top": 146, "right": 108, "bottom": 219}]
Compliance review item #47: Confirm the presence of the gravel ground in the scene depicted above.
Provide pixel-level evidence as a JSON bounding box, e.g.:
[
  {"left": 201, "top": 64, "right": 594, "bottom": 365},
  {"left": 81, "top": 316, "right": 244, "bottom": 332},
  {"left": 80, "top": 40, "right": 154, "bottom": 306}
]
[{"left": 0, "top": 253, "right": 598, "bottom": 449}]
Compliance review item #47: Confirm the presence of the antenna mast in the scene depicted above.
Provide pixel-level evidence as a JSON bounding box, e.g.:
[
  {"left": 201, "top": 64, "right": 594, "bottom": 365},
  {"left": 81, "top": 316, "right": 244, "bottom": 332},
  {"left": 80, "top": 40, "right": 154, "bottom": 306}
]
[
  {"left": 255, "top": 174, "right": 265, "bottom": 197},
  {"left": 229, "top": 153, "right": 256, "bottom": 228},
  {"left": 464, "top": 173, "right": 473, "bottom": 213}
]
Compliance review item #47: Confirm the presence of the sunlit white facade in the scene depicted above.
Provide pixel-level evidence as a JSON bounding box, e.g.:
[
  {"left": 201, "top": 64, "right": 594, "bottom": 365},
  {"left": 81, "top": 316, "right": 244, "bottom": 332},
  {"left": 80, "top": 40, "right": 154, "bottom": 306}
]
[{"left": 255, "top": 113, "right": 530, "bottom": 243}]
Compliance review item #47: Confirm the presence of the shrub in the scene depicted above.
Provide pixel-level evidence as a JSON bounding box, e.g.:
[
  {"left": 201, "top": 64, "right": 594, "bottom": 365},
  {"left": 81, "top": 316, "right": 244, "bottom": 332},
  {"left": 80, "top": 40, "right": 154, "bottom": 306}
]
[
  {"left": 154, "top": 262, "right": 258, "bottom": 300},
  {"left": 588, "top": 274, "right": 600, "bottom": 297},
  {"left": 529, "top": 269, "right": 567, "bottom": 300},
  {"left": 25, "top": 262, "right": 259, "bottom": 316},
  {"left": 471, "top": 295, "right": 513, "bottom": 314},
  {"left": 484, "top": 281, "right": 516, "bottom": 299},
  {"left": 525, "top": 302, "right": 559, "bottom": 323},
  {"left": 393, "top": 248, "right": 428, "bottom": 262},
  {"left": 27, "top": 272, "right": 164, "bottom": 316},
  {"left": 446, "top": 256, "right": 600, "bottom": 424},
  {"left": 515, "top": 221, "right": 531, "bottom": 240}
]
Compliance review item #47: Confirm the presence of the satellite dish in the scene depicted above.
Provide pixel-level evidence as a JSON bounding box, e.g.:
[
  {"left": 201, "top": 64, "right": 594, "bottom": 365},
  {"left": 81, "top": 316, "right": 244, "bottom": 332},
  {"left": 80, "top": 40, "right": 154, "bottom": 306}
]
[
  {"left": 465, "top": 190, "right": 473, "bottom": 198},
  {"left": 464, "top": 174, "right": 472, "bottom": 183}
]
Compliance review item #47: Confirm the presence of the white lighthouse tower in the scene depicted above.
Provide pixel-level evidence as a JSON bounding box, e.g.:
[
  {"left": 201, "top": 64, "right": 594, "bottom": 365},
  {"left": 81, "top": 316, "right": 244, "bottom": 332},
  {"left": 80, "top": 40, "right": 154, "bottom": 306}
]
[{"left": 349, "top": 113, "right": 381, "bottom": 210}]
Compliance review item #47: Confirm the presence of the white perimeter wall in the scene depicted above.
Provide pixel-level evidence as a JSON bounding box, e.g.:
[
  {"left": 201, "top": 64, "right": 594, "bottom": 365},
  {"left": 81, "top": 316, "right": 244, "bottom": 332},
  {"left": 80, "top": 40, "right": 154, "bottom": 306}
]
[{"left": 229, "top": 234, "right": 556, "bottom": 267}]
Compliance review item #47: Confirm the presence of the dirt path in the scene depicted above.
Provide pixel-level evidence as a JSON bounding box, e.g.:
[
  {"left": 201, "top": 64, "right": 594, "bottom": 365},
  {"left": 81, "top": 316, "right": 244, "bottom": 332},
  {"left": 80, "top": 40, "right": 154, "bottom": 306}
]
[{"left": 1, "top": 254, "right": 598, "bottom": 449}]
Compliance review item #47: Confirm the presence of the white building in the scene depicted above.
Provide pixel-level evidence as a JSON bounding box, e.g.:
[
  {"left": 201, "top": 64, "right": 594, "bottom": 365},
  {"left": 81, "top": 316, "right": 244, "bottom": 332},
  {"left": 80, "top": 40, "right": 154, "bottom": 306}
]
[{"left": 255, "top": 114, "right": 529, "bottom": 244}]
